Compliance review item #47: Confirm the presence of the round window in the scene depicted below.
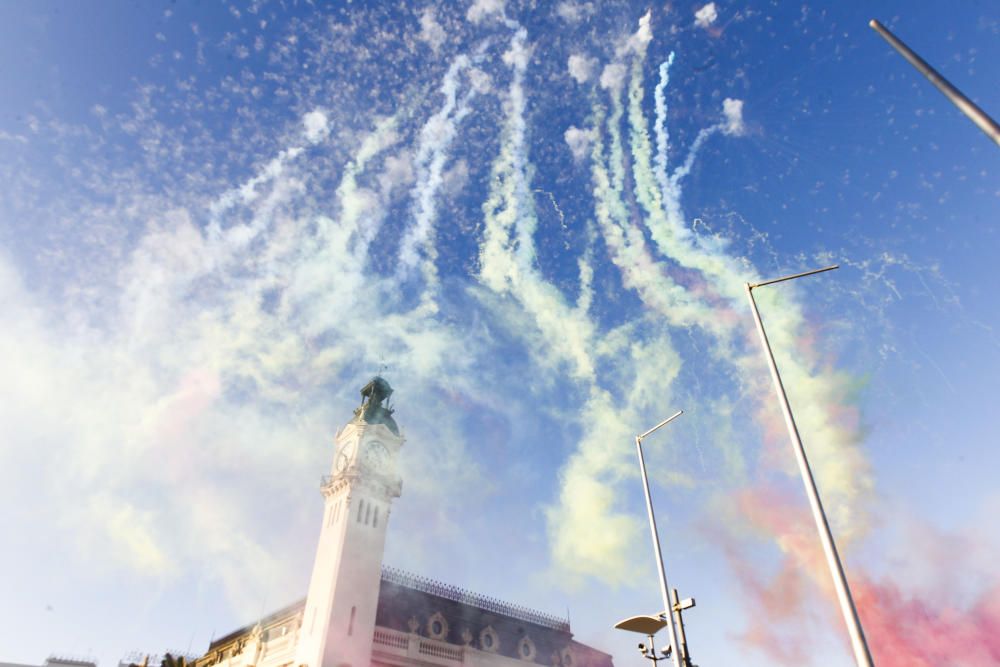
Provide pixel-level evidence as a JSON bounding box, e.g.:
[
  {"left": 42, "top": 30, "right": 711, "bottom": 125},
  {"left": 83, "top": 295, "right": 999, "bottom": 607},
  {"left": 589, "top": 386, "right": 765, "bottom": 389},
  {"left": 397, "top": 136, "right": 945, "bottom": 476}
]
[
  {"left": 432, "top": 620, "right": 443, "bottom": 636},
  {"left": 480, "top": 626, "right": 499, "bottom": 652},
  {"left": 521, "top": 643, "right": 530, "bottom": 657}
]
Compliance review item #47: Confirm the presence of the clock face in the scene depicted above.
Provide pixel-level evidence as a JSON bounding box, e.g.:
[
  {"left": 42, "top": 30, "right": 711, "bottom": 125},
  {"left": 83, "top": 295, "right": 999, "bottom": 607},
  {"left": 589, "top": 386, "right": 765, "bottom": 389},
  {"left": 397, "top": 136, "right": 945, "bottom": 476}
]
[
  {"left": 362, "top": 440, "right": 389, "bottom": 470},
  {"left": 335, "top": 441, "right": 355, "bottom": 473}
]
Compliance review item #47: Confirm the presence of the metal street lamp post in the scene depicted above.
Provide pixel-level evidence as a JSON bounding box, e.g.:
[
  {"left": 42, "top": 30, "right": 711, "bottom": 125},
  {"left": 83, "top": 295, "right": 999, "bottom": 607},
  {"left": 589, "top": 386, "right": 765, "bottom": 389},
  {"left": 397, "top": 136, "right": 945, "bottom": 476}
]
[
  {"left": 745, "top": 265, "right": 875, "bottom": 667},
  {"left": 632, "top": 411, "right": 686, "bottom": 667}
]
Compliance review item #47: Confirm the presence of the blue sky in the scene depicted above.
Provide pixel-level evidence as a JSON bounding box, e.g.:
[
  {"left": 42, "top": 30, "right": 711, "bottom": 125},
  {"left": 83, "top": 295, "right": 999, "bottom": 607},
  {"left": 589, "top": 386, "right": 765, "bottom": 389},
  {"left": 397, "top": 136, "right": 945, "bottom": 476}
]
[{"left": 1, "top": 2, "right": 998, "bottom": 667}]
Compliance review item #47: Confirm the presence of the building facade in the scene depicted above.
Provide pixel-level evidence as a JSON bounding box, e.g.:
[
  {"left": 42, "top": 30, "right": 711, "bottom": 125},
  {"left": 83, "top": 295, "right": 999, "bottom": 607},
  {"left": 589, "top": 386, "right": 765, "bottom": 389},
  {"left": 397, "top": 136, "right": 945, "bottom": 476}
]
[{"left": 194, "top": 378, "right": 613, "bottom": 667}]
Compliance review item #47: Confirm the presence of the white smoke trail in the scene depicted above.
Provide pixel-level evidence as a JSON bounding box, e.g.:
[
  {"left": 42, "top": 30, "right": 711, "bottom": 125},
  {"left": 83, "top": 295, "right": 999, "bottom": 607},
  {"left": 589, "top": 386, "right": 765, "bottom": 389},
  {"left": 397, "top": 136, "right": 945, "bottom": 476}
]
[
  {"left": 670, "top": 124, "right": 723, "bottom": 189},
  {"left": 336, "top": 115, "right": 402, "bottom": 260},
  {"left": 478, "top": 26, "right": 597, "bottom": 382},
  {"left": 472, "top": 25, "right": 677, "bottom": 580},
  {"left": 622, "top": 39, "right": 874, "bottom": 539},
  {"left": 545, "top": 11, "right": 872, "bottom": 589},
  {"left": 653, "top": 52, "right": 676, "bottom": 203},
  {"left": 627, "top": 58, "right": 742, "bottom": 300},
  {"left": 590, "top": 65, "right": 729, "bottom": 335},
  {"left": 398, "top": 51, "right": 482, "bottom": 287}
]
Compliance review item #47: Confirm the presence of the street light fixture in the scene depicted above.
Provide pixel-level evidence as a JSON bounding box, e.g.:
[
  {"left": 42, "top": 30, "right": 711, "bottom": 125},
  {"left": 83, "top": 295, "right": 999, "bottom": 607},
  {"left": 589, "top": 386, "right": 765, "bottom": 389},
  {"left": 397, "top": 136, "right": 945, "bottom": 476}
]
[
  {"left": 745, "top": 265, "right": 875, "bottom": 667},
  {"left": 615, "top": 591, "right": 696, "bottom": 667},
  {"left": 615, "top": 613, "right": 671, "bottom": 664}
]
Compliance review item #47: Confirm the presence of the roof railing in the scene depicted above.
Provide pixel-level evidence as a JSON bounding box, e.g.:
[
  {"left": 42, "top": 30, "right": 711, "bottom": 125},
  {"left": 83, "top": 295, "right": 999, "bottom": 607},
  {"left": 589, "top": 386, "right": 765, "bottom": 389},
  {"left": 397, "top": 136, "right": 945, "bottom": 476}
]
[{"left": 381, "top": 566, "right": 571, "bottom": 632}]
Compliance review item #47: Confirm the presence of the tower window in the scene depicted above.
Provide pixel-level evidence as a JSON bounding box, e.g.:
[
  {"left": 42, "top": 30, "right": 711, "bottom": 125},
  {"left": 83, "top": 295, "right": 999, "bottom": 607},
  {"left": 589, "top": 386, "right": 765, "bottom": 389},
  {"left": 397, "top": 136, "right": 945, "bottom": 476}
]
[
  {"left": 349, "top": 606, "right": 356, "bottom": 636},
  {"left": 357, "top": 499, "right": 364, "bottom": 523},
  {"left": 373, "top": 507, "right": 379, "bottom": 528}
]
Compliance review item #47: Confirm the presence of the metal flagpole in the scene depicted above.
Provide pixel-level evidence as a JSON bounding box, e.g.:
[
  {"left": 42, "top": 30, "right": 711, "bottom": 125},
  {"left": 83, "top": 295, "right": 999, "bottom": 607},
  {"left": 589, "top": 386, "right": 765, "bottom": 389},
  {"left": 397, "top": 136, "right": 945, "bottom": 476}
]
[
  {"left": 870, "top": 19, "right": 1000, "bottom": 148},
  {"left": 745, "top": 266, "right": 875, "bottom": 667},
  {"left": 635, "top": 411, "right": 685, "bottom": 667}
]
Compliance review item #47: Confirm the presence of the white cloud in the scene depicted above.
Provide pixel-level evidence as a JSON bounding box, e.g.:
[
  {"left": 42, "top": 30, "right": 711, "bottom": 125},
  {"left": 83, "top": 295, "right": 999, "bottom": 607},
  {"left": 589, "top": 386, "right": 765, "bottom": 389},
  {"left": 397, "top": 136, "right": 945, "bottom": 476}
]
[
  {"left": 567, "top": 54, "right": 598, "bottom": 84},
  {"left": 555, "top": 1, "right": 594, "bottom": 23},
  {"left": 441, "top": 158, "right": 470, "bottom": 195},
  {"left": 0, "top": 130, "right": 28, "bottom": 144},
  {"left": 722, "top": 98, "right": 745, "bottom": 136},
  {"left": 467, "top": 67, "right": 493, "bottom": 94},
  {"left": 302, "top": 108, "right": 329, "bottom": 143},
  {"left": 564, "top": 125, "right": 595, "bottom": 163},
  {"left": 466, "top": 0, "right": 505, "bottom": 24},
  {"left": 618, "top": 9, "right": 653, "bottom": 57},
  {"left": 0, "top": 109, "right": 496, "bottom": 616},
  {"left": 379, "top": 152, "right": 415, "bottom": 196},
  {"left": 502, "top": 37, "right": 533, "bottom": 70},
  {"left": 599, "top": 63, "right": 627, "bottom": 93},
  {"left": 694, "top": 2, "right": 718, "bottom": 29},
  {"left": 418, "top": 8, "right": 446, "bottom": 52}
]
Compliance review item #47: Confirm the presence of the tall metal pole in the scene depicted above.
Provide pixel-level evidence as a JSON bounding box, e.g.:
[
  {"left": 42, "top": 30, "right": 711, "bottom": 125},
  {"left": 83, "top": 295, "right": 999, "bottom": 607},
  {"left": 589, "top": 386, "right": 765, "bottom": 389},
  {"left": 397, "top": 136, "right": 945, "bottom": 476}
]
[
  {"left": 745, "top": 266, "right": 875, "bottom": 667},
  {"left": 869, "top": 19, "right": 1000, "bottom": 148},
  {"left": 635, "top": 410, "right": 684, "bottom": 667}
]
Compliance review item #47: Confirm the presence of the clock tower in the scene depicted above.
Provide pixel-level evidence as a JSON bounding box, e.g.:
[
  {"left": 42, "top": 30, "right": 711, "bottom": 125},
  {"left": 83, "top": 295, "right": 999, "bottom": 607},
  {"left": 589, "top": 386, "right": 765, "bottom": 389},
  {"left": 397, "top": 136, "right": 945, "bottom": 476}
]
[{"left": 295, "top": 377, "right": 404, "bottom": 667}]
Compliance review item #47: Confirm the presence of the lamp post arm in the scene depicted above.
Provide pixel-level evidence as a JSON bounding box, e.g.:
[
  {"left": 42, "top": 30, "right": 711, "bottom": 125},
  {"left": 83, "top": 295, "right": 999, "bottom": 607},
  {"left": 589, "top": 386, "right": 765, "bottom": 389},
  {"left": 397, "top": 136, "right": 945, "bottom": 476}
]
[
  {"left": 748, "top": 265, "right": 839, "bottom": 289},
  {"left": 638, "top": 411, "right": 684, "bottom": 441}
]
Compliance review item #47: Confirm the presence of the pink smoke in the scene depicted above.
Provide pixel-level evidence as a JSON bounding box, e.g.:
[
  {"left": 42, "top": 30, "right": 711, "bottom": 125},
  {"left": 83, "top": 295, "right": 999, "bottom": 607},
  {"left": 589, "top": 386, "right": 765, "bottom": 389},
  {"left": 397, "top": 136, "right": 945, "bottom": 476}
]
[
  {"left": 718, "top": 485, "right": 1000, "bottom": 666},
  {"left": 855, "top": 578, "right": 1000, "bottom": 667}
]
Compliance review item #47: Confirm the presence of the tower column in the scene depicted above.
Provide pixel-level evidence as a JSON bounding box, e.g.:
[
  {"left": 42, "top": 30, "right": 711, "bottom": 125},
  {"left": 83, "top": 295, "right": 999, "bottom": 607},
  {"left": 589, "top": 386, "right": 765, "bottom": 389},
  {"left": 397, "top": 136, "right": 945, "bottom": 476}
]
[{"left": 294, "top": 378, "right": 404, "bottom": 667}]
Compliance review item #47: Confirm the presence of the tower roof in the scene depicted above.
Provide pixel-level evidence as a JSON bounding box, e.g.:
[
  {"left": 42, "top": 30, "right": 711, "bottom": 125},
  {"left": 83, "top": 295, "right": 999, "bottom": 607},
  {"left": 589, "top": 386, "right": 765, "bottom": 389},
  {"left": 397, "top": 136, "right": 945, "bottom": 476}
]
[{"left": 352, "top": 375, "right": 399, "bottom": 435}]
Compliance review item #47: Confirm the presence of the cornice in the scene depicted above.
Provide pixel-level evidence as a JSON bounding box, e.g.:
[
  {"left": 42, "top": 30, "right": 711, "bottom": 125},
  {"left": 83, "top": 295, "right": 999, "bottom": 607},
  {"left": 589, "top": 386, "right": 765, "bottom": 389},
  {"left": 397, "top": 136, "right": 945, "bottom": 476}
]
[{"left": 321, "top": 470, "right": 402, "bottom": 500}]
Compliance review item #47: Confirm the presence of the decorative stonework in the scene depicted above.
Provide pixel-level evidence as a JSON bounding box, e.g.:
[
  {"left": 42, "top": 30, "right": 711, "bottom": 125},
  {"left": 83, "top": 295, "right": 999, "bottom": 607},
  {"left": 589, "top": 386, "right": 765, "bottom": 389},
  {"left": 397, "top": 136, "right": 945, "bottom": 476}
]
[
  {"left": 480, "top": 626, "right": 500, "bottom": 653},
  {"left": 407, "top": 616, "right": 421, "bottom": 634},
  {"left": 427, "top": 612, "right": 449, "bottom": 640},
  {"left": 461, "top": 628, "right": 474, "bottom": 645},
  {"left": 560, "top": 647, "right": 574, "bottom": 666},
  {"left": 518, "top": 637, "right": 537, "bottom": 662}
]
